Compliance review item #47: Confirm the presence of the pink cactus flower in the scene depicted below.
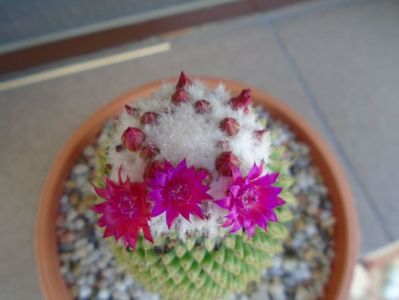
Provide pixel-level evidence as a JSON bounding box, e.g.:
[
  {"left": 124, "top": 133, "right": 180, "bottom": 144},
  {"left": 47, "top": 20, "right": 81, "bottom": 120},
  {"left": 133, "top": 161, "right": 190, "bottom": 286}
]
[
  {"left": 93, "top": 170, "right": 153, "bottom": 249},
  {"left": 148, "top": 159, "right": 212, "bottom": 228},
  {"left": 216, "top": 163, "right": 285, "bottom": 237}
]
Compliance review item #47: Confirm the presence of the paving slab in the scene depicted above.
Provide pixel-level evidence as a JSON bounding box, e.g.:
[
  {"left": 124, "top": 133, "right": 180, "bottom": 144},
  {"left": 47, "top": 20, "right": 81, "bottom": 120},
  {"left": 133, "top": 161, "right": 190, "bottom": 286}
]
[{"left": 274, "top": 0, "right": 398, "bottom": 243}]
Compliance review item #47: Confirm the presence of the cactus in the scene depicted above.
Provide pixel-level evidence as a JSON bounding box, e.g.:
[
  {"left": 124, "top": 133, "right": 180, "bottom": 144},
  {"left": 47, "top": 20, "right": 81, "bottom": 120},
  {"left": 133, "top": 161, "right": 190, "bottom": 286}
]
[{"left": 93, "top": 72, "right": 296, "bottom": 299}]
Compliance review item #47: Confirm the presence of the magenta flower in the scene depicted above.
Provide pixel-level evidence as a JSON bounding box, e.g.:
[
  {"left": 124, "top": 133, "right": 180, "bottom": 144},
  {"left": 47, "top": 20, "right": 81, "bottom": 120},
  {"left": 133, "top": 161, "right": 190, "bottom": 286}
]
[
  {"left": 93, "top": 171, "right": 153, "bottom": 249},
  {"left": 216, "top": 163, "right": 285, "bottom": 237},
  {"left": 148, "top": 159, "right": 212, "bottom": 228}
]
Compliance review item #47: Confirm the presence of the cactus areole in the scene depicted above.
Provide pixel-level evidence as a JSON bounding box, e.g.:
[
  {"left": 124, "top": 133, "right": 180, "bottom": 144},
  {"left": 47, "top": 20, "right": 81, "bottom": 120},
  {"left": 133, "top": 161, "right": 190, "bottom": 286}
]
[{"left": 93, "top": 72, "right": 296, "bottom": 299}]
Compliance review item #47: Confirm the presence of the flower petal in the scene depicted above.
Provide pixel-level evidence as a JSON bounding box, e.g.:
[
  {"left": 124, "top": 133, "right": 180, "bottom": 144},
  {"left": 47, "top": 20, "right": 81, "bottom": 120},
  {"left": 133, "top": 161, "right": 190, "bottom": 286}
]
[
  {"left": 147, "top": 159, "right": 213, "bottom": 228},
  {"left": 253, "top": 173, "right": 279, "bottom": 185},
  {"left": 247, "top": 163, "right": 260, "bottom": 180},
  {"left": 92, "top": 176, "right": 152, "bottom": 249},
  {"left": 215, "top": 197, "right": 232, "bottom": 209},
  {"left": 230, "top": 220, "right": 242, "bottom": 233},
  {"left": 166, "top": 208, "right": 179, "bottom": 228},
  {"left": 191, "top": 205, "right": 204, "bottom": 219},
  {"left": 142, "top": 225, "right": 153, "bottom": 243},
  {"left": 151, "top": 201, "right": 166, "bottom": 217},
  {"left": 229, "top": 185, "right": 241, "bottom": 197}
]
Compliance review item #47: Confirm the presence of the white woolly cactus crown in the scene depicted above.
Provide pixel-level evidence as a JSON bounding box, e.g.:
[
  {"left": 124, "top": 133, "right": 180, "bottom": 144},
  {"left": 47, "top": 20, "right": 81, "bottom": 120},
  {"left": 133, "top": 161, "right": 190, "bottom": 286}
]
[{"left": 106, "top": 73, "right": 271, "bottom": 242}]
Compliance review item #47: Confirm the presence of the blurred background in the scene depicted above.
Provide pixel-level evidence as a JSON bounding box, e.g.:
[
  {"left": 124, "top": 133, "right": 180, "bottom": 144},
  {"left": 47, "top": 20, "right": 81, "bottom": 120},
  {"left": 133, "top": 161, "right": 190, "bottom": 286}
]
[{"left": 1, "top": 0, "right": 398, "bottom": 299}]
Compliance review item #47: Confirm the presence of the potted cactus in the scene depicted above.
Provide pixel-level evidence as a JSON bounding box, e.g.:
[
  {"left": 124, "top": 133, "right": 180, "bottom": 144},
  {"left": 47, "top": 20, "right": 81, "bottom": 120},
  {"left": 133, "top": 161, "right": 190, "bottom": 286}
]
[
  {"left": 36, "top": 72, "right": 358, "bottom": 300},
  {"left": 92, "top": 72, "right": 295, "bottom": 299}
]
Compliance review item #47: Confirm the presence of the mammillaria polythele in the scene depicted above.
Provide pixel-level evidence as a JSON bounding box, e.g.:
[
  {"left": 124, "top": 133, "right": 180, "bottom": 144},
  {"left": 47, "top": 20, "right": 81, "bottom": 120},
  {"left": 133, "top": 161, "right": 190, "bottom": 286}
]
[{"left": 93, "top": 72, "right": 296, "bottom": 299}]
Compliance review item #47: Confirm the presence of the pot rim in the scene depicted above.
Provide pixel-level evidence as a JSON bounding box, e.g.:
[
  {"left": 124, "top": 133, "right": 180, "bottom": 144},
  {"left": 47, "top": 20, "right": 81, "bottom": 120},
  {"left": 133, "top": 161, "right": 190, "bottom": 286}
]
[{"left": 35, "top": 76, "right": 359, "bottom": 300}]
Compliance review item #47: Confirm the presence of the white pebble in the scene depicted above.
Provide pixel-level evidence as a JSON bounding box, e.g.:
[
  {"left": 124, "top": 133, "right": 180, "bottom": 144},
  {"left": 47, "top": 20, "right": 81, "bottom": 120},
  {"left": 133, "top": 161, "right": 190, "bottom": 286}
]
[
  {"left": 78, "top": 285, "right": 92, "bottom": 299},
  {"left": 97, "top": 288, "right": 111, "bottom": 300}
]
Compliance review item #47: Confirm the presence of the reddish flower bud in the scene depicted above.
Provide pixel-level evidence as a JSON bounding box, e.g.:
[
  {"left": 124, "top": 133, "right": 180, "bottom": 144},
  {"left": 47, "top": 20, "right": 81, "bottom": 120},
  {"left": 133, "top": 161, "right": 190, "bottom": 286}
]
[
  {"left": 143, "top": 160, "right": 167, "bottom": 181},
  {"left": 194, "top": 100, "right": 211, "bottom": 114},
  {"left": 121, "top": 127, "right": 145, "bottom": 151},
  {"left": 140, "top": 112, "right": 158, "bottom": 125},
  {"left": 216, "top": 140, "right": 231, "bottom": 151},
  {"left": 219, "top": 118, "right": 240, "bottom": 136},
  {"left": 254, "top": 129, "right": 266, "bottom": 141},
  {"left": 197, "top": 167, "right": 213, "bottom": 185},
  {"left": 176, "top": 71, "right": 192, "bottom": 89},
  {"left": 124, "top": 105, "right": 140, "bottom": 117},
  {"left": 171, "top": 89, "right": 189, "bottom": 105},
  {"left": 140, "top": 144, "right": 160, "bottom": 161},
  {"left": 215, "top": 151, "right": 240, "bottom": 176},
  {"left": 229, "top": 89, "right": 252, "bottom": 112}
]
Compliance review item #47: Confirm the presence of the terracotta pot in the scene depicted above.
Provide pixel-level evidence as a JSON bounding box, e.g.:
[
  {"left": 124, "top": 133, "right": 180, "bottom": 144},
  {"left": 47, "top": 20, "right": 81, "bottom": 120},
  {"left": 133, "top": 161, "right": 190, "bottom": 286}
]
[{"left": 36, "top": 77, "right": 359, "bottom": 300}]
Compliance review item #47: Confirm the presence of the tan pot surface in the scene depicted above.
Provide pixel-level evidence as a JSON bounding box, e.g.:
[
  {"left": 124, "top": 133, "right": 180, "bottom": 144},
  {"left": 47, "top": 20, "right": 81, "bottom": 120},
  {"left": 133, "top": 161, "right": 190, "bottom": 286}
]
[{"left": 36, "top": 77, "right": 359, "bottom": 300}]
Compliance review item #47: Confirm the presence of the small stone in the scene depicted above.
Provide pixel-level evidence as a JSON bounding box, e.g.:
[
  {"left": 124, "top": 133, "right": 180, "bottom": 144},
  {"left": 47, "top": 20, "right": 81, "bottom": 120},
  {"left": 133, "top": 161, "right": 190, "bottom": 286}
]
[
  {"left": 112, "top": 290, "right": 130, "bottom": 300},
  {"left": 83, "top": 145, "right": 96, "bottom": 157},
  {"left": 295, "top": 286, "right": 310, "bottom": 300},
  {"left": 74, "top": 217, "right": 85, "bottom": 231},
  {"left": 98, "top": 288, "right": 111, "bottom": 300},
  {"left": 78, "top": 285, "right": 92, "bottom": 299},
  {"left": 77, "top": 195, "right": 96, "bottom": 214},
  {"left": 291, "top": 232, "right": 306, "bottom": 249},
  {"left": 250, "top": 284, "right": 270, "bottom": 300},
  {"left": 66, "top": 209, "right": 78, "bottom": 223},
  {"left": 71, "top": 286, "right": 79, "bottom": 297},
  {"left": 269, "top": 278, "right": 286, "bottom": 300},
  {"left": 305, "top": 224, "right": 317, "bottom": 237},
  {"left": 60, "top": 232, "right": 76, "bottom": 244},
  {"left": 303, "top": 248, "right": 317, "bottom": 261},
  {"left": 295, "top": 219, "right": 306, "bottom": 231},
  {"left": 70, "top": 192, "right": 80, "bottom": 207},
  {"left": 72, "top": 164, "right": 89, "bottom": 178},
  {"left": 283, "top": 258, "right": 297, "bottom": 272}
]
